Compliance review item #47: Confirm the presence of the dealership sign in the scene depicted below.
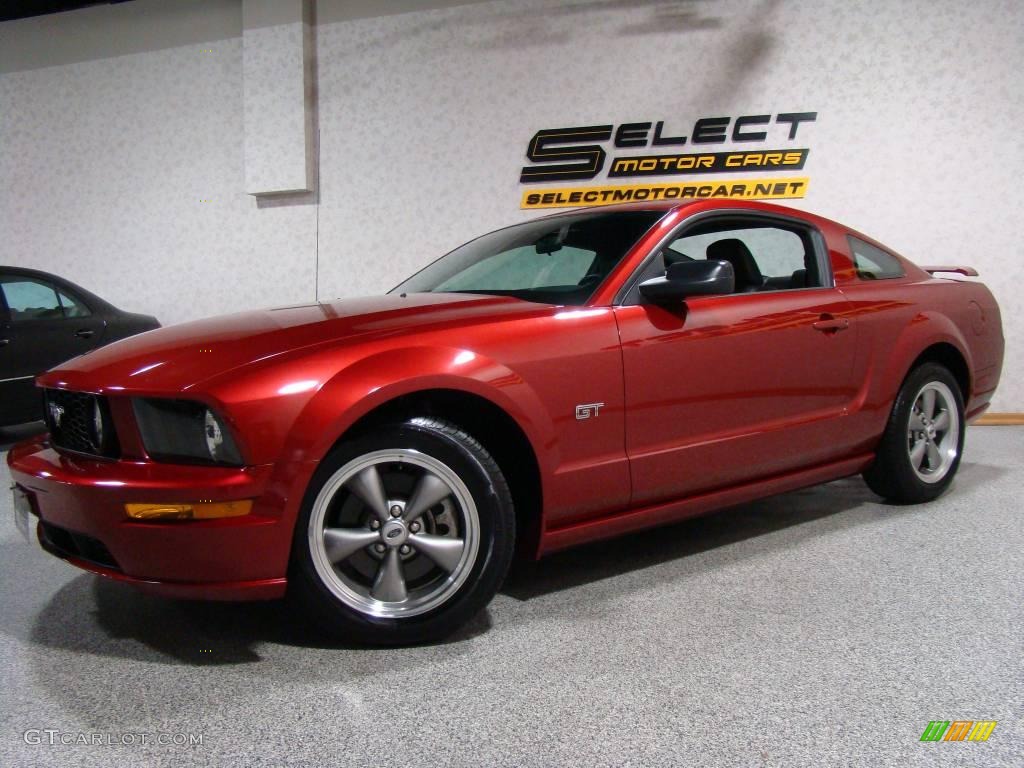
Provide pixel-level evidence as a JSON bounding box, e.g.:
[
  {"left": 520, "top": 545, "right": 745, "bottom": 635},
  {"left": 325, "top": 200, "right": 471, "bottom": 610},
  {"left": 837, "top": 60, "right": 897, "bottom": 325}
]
[{"left": 519, "top": 111, "right": 816, "bottom": 209}]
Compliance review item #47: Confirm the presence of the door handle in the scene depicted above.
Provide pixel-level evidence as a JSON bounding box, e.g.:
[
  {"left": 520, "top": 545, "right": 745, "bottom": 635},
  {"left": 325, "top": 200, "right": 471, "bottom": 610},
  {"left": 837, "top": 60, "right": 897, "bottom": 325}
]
[
  {"left": 75, "top": 328, "right": 95, "bottom": 339},
  {"left": 812, "top": 314, "right": 849, "bottom": 334},
  {"left": 0, "top": 338, "right": 9, "bottom": 347}
]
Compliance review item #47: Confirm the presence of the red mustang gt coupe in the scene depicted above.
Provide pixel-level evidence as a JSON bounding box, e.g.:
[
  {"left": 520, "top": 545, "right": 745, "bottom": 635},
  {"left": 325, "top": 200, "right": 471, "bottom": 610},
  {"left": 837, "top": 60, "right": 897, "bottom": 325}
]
[{"left": 9, "top": 200, "right": 1004, "bottom": 644}]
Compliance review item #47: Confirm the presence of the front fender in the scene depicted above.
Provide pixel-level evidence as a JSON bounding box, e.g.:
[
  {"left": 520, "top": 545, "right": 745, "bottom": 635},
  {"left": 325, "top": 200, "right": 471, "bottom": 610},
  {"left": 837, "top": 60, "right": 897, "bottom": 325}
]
[{"left": 285, "top": 345, "right": 555, "bottom": 473}]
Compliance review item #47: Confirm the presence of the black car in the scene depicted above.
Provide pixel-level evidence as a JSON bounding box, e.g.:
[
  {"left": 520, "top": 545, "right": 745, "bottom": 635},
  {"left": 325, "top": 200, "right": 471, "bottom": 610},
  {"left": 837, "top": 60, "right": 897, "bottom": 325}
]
[{"left": 0, "top": 267, "right": 160, "bottom": 426}]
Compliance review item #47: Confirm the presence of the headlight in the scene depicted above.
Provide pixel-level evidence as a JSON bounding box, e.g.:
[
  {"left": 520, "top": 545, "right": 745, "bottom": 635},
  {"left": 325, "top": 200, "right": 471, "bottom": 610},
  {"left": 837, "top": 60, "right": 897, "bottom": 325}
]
[
  {"left": 132, "top": 398, "right": 243, "bottom": 465},
  {"left": 204, "top": 409, "right": 225, "bottom": 458}
]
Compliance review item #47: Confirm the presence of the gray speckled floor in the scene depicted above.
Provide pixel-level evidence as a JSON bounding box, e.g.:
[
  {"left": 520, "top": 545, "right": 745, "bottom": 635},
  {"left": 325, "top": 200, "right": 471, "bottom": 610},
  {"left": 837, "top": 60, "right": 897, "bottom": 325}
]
[{"left": 1, "top": 427, "right": 1021, "bottom": 768}]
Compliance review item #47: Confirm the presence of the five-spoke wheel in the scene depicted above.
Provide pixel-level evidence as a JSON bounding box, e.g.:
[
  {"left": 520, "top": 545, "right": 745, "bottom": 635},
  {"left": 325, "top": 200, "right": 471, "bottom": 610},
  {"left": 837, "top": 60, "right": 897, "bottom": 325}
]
[
  {"left": 906, "top": 381, "right": 959, "bottom": 484},
  {"left": 308, "top": 449, "right": 480, "bottom": 618},
  {"left": 291, "top": 417, "right": 515, "bottom": 645},
  {"left": 864, "top": 362, "right": 965, "bottom": 503}
]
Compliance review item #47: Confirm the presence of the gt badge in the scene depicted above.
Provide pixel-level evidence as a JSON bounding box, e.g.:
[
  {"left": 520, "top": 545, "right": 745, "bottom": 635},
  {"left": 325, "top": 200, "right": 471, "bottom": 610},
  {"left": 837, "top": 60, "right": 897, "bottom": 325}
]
[{"left": 575, "top": 402, "right": 605, "bottom": 420}]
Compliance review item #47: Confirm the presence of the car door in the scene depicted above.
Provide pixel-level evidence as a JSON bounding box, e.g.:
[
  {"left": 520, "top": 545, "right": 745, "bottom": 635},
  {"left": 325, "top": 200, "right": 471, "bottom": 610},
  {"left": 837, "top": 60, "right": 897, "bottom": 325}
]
[
  {"left": 0, "top": 274, "right": 106, "bottom": 424},
  {"left": 614, "top": 214, "right": 860, "bottom": 506}
]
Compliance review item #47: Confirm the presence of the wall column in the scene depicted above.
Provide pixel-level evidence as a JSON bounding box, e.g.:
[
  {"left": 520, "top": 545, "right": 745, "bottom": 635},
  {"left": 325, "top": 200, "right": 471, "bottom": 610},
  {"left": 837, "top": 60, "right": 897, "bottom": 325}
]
[{"left": 242, "top": 0, "right": 314, "bottom": 195}]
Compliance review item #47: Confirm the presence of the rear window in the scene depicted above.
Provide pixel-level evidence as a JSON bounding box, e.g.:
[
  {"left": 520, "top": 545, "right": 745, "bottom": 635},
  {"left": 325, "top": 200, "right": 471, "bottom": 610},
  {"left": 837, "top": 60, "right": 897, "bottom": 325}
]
[{"left": 848, "top": 236, "right": 905, "bottom": 280}]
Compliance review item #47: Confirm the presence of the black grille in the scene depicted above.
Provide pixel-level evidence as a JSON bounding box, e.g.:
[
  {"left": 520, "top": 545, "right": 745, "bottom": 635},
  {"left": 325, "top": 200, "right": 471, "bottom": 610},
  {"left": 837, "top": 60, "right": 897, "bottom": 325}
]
[
  {"left": 43, "top": 389, "right": 120, "bottom": 459},
  {"left": 39, "top": 521, "right": 121, "bottom": 571}
]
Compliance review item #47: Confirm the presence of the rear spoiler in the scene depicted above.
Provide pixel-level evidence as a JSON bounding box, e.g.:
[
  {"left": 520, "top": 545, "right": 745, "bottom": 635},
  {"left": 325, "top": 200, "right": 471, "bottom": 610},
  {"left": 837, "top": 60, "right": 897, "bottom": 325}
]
[{"left": 921, "top": 265, "right": 979, "bottom": 277}]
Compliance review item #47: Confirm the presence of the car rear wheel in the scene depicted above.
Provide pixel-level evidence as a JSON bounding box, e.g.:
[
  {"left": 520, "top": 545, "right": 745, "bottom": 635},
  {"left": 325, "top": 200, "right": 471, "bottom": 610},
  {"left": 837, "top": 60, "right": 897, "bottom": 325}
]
[
  {"left": 290, "top": 417, "right": 515, "bottom": 645},
  {"left": 863, "top": 362, "right": 965, "bottom": 503}
]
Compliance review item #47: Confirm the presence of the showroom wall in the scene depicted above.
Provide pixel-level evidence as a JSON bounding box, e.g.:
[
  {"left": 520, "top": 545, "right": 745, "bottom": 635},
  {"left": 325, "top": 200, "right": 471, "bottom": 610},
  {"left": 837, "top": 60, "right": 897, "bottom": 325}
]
[{"left": 1, "top": 0, "right": 1021, "bottom": 409}]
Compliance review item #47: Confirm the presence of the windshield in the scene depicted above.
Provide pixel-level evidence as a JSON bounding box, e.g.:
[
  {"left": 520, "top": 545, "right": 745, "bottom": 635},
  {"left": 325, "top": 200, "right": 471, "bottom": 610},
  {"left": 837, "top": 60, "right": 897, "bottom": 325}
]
[{"left": 391, "top": 210, "right": 664, "bottom": 306}]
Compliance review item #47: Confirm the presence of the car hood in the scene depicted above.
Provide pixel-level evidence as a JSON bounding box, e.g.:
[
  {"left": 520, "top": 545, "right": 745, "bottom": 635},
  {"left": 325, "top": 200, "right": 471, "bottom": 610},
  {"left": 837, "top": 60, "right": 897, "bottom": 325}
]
[{"left": 38, "top": 293, "right": 550, "bottom": 394}]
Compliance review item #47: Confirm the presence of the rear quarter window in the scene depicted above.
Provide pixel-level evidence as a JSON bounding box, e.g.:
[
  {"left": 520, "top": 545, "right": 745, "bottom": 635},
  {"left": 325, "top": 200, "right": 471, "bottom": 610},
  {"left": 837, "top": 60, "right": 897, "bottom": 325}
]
[{"left": 848, "top": 236, "right": 905, "bottom": 280}]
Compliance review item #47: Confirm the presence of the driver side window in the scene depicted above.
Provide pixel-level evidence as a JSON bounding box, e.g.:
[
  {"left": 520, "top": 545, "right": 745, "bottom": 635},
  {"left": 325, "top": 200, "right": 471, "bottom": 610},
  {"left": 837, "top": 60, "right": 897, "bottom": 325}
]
[{"left": 662, "top": 220, "right": 823, "bottom": 294}]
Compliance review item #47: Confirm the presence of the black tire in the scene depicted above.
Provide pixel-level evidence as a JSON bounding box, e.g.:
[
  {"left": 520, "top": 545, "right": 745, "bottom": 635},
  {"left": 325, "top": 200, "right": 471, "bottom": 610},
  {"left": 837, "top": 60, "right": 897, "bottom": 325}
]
[
  {"left": 290, "top": 417, "right": 515, "bottom": 646},
  {"left": 863, "top": 362, "right": 965, "bottom": 503}
]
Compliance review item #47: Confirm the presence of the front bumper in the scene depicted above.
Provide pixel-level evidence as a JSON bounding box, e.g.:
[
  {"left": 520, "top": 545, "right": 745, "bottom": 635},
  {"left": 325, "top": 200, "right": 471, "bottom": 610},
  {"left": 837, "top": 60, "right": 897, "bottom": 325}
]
[{"left": 7, "top": 436, "right": 297, "bottom": 600}]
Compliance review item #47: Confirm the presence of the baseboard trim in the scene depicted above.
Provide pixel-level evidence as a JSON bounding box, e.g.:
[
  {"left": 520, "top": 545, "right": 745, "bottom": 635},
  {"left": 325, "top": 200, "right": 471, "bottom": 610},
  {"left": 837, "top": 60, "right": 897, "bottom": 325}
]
[{"left": 975, "top": 413, "right": 1024, "bottom": 425}]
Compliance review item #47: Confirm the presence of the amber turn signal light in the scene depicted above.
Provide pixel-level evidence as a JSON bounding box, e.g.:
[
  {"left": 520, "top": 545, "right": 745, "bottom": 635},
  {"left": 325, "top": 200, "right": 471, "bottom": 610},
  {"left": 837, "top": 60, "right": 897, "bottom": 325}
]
[{"left": 125, "top": 500, "right": 253, "bottom": 520}]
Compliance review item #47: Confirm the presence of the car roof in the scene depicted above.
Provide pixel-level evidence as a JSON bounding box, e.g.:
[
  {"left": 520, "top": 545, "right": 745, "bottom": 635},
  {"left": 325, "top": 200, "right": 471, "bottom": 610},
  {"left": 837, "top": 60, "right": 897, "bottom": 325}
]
[
  {"left": 533, "top": 198, "right": 818, "bottom": 220},
  {"left": 534, "top": 200, "right": 689, "bottom": 218}
]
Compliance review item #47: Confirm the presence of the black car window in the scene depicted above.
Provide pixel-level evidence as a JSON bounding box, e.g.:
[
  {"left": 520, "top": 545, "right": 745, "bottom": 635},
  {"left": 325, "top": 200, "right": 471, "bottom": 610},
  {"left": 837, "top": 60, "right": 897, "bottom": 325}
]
[
  {"left": 1, "top": 278, "right": 65, "bottom": 322},
  {"left": 57, "top": 289, "right": 91, "bottom": 318}
]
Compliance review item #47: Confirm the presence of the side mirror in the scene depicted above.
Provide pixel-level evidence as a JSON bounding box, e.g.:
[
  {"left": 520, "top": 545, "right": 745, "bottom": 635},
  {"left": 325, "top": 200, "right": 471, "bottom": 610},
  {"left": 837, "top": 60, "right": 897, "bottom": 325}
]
[{"left": 639, "top": 259, "right": 735, "bottom": 302}]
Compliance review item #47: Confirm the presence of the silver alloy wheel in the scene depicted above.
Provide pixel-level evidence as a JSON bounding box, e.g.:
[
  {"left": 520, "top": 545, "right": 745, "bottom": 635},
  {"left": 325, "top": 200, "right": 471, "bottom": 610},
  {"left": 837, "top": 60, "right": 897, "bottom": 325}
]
[
  {"left": 307, "top": 449, "right": 480, "bottom": 619},
  {"left": 906, "top": 380, "right": 960, "bottom": 484}
]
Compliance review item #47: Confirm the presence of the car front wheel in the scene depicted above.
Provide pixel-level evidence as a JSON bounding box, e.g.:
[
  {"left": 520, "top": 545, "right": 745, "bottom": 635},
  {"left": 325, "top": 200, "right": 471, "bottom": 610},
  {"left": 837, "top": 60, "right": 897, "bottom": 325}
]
[
  {"left": 291, "top": 417, "right": 515, "bottom": 645},
  {"left": 863, "top": 362, "right": 965, "bottom": 503}
]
